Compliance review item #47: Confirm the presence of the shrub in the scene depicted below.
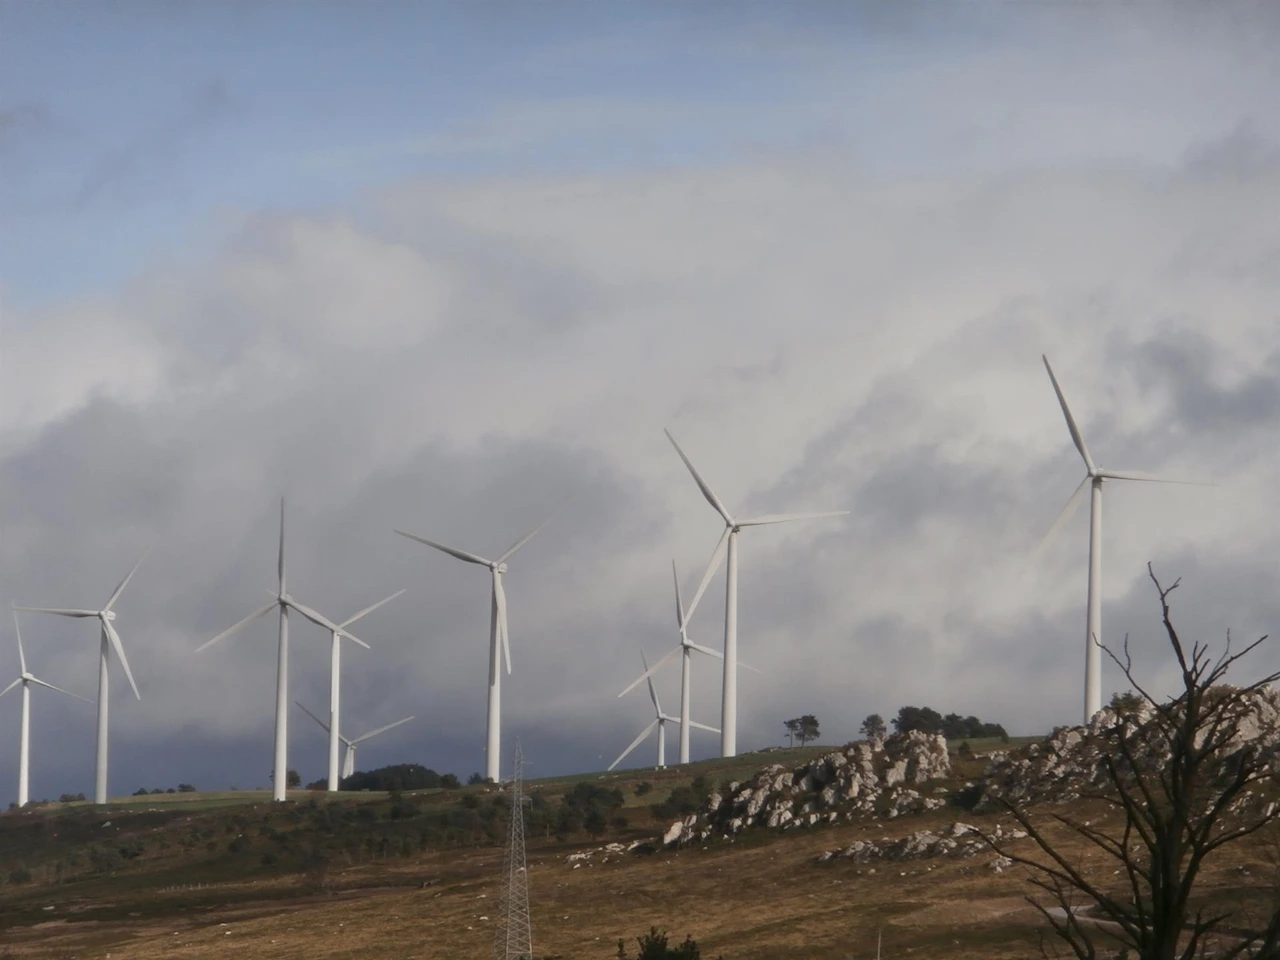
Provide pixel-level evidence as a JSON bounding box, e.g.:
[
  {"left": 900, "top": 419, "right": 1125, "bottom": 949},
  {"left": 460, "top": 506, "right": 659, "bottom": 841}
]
[
  {"left": 8, "top": 865, "right": 32, "bottom": 885},
  {"left": 617, "top": 927, "right": 719, "bottom": 959}
]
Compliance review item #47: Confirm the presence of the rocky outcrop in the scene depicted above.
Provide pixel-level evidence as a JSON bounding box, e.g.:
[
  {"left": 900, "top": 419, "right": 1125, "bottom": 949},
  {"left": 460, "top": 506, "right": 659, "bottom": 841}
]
[
  {"left": 816, "top": 821, "right": 1026, "bottom": 871},
  {"left": 975, "top": 688, "right": 1280, "bottom": 813},
  {"left": 662, "top": 731, "right": 951, "bottom": 847}
]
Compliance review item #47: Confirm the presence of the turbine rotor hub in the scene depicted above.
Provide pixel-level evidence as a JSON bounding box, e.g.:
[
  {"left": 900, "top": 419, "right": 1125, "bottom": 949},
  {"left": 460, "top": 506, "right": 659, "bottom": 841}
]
[
  {"left": 496, "top": 563, "right": 508, "bottom": 574},
  {"left": 102, "top": 610, "right": 117, "bottom": 621}
]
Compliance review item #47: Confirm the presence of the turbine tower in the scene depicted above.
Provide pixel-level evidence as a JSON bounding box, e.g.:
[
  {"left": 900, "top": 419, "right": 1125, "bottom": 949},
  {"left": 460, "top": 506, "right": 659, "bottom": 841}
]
[
  {"left": 296, "top": 702, "right": 415, "bottom": 779},
  {"left": 1, "top": 610, "right": 90, "bottom": 807},
  {"left": 665, "top": 429, "right": 847, "bottom": 757},
  {"left": 610, "top": 649, "right": 719, "bottom": 771},
  {"left": 320, "top": 590, "right": 404, "bottom": 791},
  {"left": 1038, "top": 355, "right": 1203, "bottom": 723},
  {"left": 617, "top": 560, "right": 757, "bottom": 764},
  {"left": 16, "top": 546, "right": 148, "bottom": 804},
  {"left": 493, "top": 739, "right": 533, "bottom": 960},
  {"left": 394, "top": 516, "right": 551, "bottom": 782},
  {"left": 198, "top": 499, "right": 368, "bottom": 802}
]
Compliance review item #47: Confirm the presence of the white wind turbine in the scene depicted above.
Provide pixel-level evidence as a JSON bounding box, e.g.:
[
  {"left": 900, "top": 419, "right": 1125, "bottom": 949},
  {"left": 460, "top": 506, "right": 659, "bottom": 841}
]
[
  {"left": 610, "top": 649, "right": 718, "bottom": 771},
  {"left": 1037, "top": 355, "right": 1206, "bottom": 723},
  {"left": 393, "top": 516, "right": 551, "bottom": 782},
  {"left": 296, "top": 702, "right": 415, "bottom": 780},
  {"left": 1, "top": 610, "right": 90, "bottom": 807},
  {"left": 319, "top": 589, "right": 405, "bottom": 792},
  {"left": 198, "top": 499, "right": 369, "bottom": 802},
  {"left": 665, "top": 429, "right": 847, "bottom": 757},
  {"left": 617, "top": 560, "right": 760, "bottom": 764},
  {"left": 16, "top": 546, "right": 149, "bottom": 805}
]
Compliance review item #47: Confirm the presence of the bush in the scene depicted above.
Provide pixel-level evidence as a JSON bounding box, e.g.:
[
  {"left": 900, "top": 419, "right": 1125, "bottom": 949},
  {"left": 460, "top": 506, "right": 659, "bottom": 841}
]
[
  {"left": 467, "top": 772, "right": 486, "bottom": 785},
  {"left": 58, "top": 793, "right": 86, "bottom": 803},
  {"left": 8, "top": 865, "right": 32, "bottom": 885},
  {"left": 634, "top": 781, "right": 653, "bottom": 797},
  {"left": 177, "top": 783, "right": 197, "bottom": 793},
  {"left": 342, "top": 764, "right": 451, "bottom": 792},
  {"left": 440, "top": 773, "right": 461, "bottom": 789},
  {"left": 617, "top": 927, "right": 719, "bottom": 959}
]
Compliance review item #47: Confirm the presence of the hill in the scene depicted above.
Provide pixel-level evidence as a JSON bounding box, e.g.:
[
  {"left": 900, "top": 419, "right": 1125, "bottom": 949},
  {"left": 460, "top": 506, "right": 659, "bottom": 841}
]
[{"left": 0, "top": 731, "right": 1268, "bottom": 959}]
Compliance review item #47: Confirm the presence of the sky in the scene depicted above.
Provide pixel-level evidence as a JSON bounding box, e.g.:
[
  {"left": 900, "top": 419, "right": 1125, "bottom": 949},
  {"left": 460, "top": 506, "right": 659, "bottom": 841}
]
[{"left": 1, "top": 1, "right": 1280, "bottom": 800}]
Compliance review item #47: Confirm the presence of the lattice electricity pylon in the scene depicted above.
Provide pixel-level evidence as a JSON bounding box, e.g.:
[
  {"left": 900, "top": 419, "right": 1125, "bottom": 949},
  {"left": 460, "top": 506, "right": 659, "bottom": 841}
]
[{"left": 492, "top": 739, "right": 533, "bottom": 960}]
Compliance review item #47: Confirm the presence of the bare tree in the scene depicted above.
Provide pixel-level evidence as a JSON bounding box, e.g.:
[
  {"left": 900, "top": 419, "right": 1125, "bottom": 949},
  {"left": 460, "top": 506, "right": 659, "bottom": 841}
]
[{"left": 992, "top": 565, "right": 1280, "bottom": 959}]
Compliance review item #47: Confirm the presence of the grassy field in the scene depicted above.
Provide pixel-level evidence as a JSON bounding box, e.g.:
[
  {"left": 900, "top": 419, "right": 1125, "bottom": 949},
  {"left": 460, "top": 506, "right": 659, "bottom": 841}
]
[{"left": 2, "top": 735, "right": 1264, "bottom": 959}]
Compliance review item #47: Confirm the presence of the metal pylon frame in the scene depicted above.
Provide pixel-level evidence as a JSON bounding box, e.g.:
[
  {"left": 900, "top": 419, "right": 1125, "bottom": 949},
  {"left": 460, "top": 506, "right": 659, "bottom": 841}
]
[{"left": 493, "top": 739, "right": 533, "bottom": 960}]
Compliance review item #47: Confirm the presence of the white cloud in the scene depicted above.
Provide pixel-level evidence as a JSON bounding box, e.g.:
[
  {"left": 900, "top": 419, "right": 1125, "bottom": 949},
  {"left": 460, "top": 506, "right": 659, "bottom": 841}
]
[{"left": 3, "top": 8, "right": 1280, "bottom": 794}]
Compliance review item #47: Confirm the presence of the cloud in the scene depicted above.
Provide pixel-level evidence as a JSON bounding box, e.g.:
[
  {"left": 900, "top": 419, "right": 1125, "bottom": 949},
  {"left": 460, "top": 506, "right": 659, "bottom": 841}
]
[{"left": 4, "top": 10, "right": 1280, "bottom": 798}]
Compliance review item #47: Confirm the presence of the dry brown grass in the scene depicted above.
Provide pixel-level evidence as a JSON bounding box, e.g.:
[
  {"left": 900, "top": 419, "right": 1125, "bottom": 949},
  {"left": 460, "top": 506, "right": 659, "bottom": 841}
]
[{"left": 0, "top": 805, "right": 1125, "bottom": 960}]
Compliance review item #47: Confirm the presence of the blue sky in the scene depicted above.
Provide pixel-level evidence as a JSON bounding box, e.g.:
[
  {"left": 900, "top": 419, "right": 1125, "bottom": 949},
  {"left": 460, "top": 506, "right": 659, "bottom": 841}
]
[
  {"left": 2, "top": 3, "right": 1280, "bottom": 797},
  {"left": 0, "top": 2, "right": 1004, "bottom": 305}
]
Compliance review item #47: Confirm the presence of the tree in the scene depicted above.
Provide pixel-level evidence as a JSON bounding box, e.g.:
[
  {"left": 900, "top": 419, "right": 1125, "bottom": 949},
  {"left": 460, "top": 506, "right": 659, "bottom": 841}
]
[
  {"left": 783, "top": 718, "right": 800, "bottom": 747},
  {"left": 991, "top": 566, "right": 1280, "bottom": 959},
  {"left": 892, "top": 705, "right": 943, "bottom": 735},
  {"left": 286, "top": 769, "right": 301, "bottom": 788},
  {"left": 1110, "top": 688, "right": 1145, "bottom": 718},
  {"left": 796, "top": 714, "right": 820, "bottom": 745},
  {"left": 467, "top": 772, "right": 486, "bottom": 785},
  {"left": 859, "top": 713, "right": 887, "bottom": 739},
  {"left": 783, "top": 715, "right": 820, "bottom": 746}
]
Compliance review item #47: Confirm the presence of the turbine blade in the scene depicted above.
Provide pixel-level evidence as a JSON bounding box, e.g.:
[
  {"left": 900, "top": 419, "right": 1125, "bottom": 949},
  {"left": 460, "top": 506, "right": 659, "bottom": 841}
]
[
  {"left": 339, "top": 588, "right": 407, "bottom": 629},
  {"left": 1032, "top": 474, "right": 1090, "bottom": 560},
  {"left": 0, "top": 678, "right": 20, "bottom": 698},
  {"left": 287, "top": 599, "right": 369, "bottom": 649},
  {"left": 664, "top": 428, "right": 734, "bottom": 524},
  {"left": 196, "top": 602, "right": 276, "bottom": 652},
  {"left": 671, "top": 560, "right": 687, "bottom": 631},
  {"left": 29, "top": 677, "right": 92, "bottom": 703},
  {"left": 103, "top": 619, "right": 140, "bottom": 701},
  {"left": 687, "top": 641, "right": 723, "bottom": 661},
  {"left": 13, "top": 607, "right": 99, "bottom": 617},
  {"left": 641, "top": 650, "right": 663, "bottom": 716},
  {"left": 682, "top": 527, "right": 730, "bottom": 629},
  {"left": 738, "top": 658, "right": 765, "bottom": 676},
  {"left": 494, "top": 573, "right": 511, "bottom": 675},
  {"left": 13, "top": 608, "right": 26, "bottom": 675},
  {"left": 278, "top": 496, "right": 287, "bottom": 595},
  {"left": 294, "top": 700, "right": 331, "bottom": 734},
  {"left": 105, "top": 542, "right": 151, "bottom": 612},
  {"left": 685, "top": 719, "right": 721, "bottom": 734},
  {"left": 496, "top": 514, "right": 554, "bottom": 564},
  {"left": 737, "top": 510, "right": 849, "bottom": 527},
  {"left": 351, "top": 715, "right": 415, "bottom": 743},
  {"left": 608, "top": 719, "right": 659, "bottom": 772},
  {"left": 616, "top": 646, "right": 679, "bottom": 698},
  {"left": 1042, "top": 354, "right": 1096, "bottom": 472},
  {"left": 1096, "top": 469, "right": 1216, "bottom": 486},
  {"left": 393, "top": 529, "right": 491, "bottom": 566}
]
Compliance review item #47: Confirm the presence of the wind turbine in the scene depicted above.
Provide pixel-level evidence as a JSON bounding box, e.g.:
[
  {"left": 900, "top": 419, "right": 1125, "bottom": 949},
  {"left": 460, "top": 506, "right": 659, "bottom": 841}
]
[
  {"left": 320, "top": 589, "right": 404, "bottom": 792},
  {"left": 198, "top": 499, "right": 368, "bottom": 802},
  {"left": 665, "top": 429, "right": 847, "bottom": 757},
  {"left": 617, "top": 560, "right": 760, "bottom": 764},
  {"left": 16, "top": 546, "right": 148, "bottom": 804},
  {"left": 1037, "top": 355, "right": 1205, "bottom": 723},
  {"left": 1, "top": 610, "right": 90, "bottom": 807},
  {"left": 295, "top": 702, "right": 415, "bottom": 780},
  {"left": 393, "top": 516, "right": 551, "bottom": 782},
  {"left": 610, "top": 649, "right": 718, "bottom": 771}
]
